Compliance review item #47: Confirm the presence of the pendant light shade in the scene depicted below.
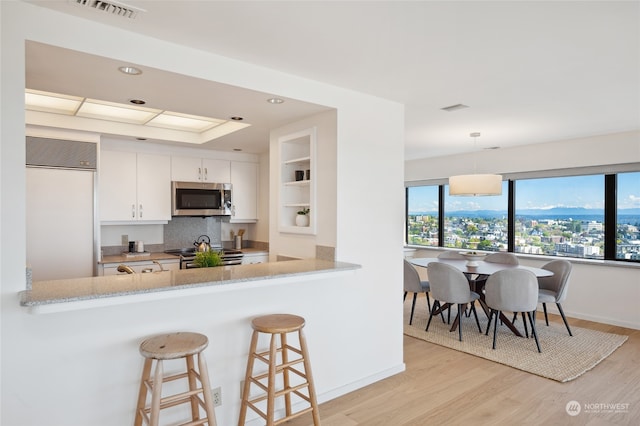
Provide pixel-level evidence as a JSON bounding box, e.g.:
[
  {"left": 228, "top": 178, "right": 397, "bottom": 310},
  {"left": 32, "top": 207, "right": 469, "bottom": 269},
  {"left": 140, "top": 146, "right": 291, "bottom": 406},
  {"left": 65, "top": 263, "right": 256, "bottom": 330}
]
[
  {"left": 449, "top": 132, "right": 503, "bottom": 196},
  {"left": 449, "top": 173, "right": 503, "bottom": 196}
]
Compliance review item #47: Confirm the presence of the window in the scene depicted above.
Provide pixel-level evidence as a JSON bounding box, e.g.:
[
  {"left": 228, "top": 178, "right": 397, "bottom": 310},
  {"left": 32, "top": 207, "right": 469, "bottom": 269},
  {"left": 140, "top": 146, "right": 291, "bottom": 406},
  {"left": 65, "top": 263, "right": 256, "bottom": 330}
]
[
  {"left": 515, "top": 175, "right": 604, "bottom": 259},
  {"left": 406, "top": 170, "right": 639, "bottom": 263},
  {"left": 617, "top": 172, "right": 640, "bottom": 260},
  {"left": 407, "top": 185, "right": 439, "bottom": 247},
  {"left": 444, "top": 182, "right": 508, "bottom": 251}
]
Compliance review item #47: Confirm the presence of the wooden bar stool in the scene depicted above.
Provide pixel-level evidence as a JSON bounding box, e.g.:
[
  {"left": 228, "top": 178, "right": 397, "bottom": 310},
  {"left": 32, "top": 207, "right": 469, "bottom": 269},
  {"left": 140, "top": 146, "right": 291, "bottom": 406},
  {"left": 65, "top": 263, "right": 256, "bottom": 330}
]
[
  {"left": 134, "top": 332, "right": 217, "bottom": 426},
  {"left": 238, "top": 314, "right": 320, "bottom": 426}
]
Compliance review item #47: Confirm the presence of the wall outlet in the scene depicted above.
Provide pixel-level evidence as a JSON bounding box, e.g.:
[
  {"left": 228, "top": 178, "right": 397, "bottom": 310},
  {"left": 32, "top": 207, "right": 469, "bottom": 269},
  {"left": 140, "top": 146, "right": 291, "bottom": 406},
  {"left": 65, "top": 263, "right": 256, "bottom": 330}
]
[
  {"left": 212, "top": 387, "right": 222, "bottom": 407},
  {"left": 121, "top": 234, "right": 128, "bottom": 246}
]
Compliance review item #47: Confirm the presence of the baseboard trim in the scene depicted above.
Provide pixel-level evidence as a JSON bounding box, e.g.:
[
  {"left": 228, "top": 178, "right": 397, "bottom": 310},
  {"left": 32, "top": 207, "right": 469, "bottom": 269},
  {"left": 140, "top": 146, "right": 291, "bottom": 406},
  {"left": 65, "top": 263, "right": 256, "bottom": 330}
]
[{"left": 316, "top": 363, "right": 407, "bottom": 404}]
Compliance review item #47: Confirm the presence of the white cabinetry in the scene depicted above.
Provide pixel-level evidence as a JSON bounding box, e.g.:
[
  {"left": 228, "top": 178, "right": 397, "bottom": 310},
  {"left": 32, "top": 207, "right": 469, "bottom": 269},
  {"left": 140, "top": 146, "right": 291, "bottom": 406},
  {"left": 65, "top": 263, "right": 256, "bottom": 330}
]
[
  {"left": 100, "top": 150, "right": 171, "bottom": 223},
  {"left": 241, "top": 252, "right": 269, "bottom": 265},
  {"left": 171, "top": 156, "right": 230, "bottom": 183},
  {"left": 278, "top": 127, "right": 316, "bottom": 234},
  {"left": 230, "top": 161, "right": 258, "bottom": 223}
]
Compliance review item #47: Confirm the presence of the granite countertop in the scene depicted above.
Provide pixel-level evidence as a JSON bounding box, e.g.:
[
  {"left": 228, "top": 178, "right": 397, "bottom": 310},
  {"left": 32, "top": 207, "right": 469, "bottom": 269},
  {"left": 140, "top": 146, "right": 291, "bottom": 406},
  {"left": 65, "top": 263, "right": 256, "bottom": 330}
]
[{"left": 20, "top": 259, "right": 360, "bottom": 308}]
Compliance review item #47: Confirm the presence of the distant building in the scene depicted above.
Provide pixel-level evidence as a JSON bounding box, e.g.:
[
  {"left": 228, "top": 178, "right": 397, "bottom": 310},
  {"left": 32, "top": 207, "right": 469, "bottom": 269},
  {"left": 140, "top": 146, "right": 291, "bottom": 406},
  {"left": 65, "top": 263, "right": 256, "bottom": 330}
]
[{"left": 584, "top": 221, "right": 603, "bottom": 232}]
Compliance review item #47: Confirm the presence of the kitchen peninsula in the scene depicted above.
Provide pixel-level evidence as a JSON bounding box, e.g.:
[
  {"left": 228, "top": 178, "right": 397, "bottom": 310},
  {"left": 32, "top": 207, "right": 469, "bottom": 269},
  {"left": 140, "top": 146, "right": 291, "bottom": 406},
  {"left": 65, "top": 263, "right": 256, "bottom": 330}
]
[{"left": 20, "top": 259, "right": 360, "bottom": 314}]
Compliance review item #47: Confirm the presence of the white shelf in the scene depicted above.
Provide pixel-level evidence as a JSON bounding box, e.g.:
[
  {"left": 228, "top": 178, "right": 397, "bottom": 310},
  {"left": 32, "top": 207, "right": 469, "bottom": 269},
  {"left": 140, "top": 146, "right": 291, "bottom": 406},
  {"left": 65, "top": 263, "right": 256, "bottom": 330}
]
[
  {"left": 284, "top": 203, "right": 310, "bottom": 208},
  {"left": 279, "top": 225, "right": 315, "bottom": 235},
  {"left": 284, "top": 180, "right": 311, "bottom": 186},
  {"left": 278, "top": 127, "right": 316, "bottom": 234},
  {"left": 284, "top": 156, "right": 311, "bottom": 166}
]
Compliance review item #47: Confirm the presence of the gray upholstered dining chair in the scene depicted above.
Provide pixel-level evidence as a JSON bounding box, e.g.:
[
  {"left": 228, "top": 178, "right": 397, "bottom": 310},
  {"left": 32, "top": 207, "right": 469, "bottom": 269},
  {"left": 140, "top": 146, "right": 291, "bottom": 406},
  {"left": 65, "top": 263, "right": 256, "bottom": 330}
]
[
  {"left": 426, "top": 262, "right": 482, "bottom": 341},
  {"left": 437, "top": 251, "right": 465, "bottom": 259},
  {"left": 438, "top": 250, "right": 477, "bottom": 319},
  {"left": 485, "top": 269, "right": 541, "bottom": 352},
  {"left": 537, "top": 259, "right": 573, "bottom": 336},
  {"left": 475, "top": 252, "right": 519, "bottom": 288},
  {"left": 485, "top": 252, "right": 519, "bottom": 265},
  {"left": 404, "top": 259, "right": 432, "bottom": 325}
]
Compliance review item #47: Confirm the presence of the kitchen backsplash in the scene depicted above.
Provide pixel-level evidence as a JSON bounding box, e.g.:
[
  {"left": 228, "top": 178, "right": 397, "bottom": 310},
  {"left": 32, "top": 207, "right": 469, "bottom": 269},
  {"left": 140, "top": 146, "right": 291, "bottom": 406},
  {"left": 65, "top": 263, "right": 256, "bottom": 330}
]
[{"left": 164, "top": 216, "right": 222, "bottom": 249}]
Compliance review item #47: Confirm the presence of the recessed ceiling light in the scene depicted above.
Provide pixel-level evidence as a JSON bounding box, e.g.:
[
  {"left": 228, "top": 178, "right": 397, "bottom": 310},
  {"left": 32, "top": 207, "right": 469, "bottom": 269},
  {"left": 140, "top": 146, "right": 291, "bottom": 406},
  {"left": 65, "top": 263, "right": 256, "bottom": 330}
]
[
  {"left": 230, "top": 116, "right": 243, "bottom": 121},
  {"left": 118, "top": 66, "right": 142, "bottom": 75},
  {"left": 267, "top": 97, "right": 284, "bottom": 104},
  {"left": 129, "top": 99, "right": 146, "bottom": 105}
]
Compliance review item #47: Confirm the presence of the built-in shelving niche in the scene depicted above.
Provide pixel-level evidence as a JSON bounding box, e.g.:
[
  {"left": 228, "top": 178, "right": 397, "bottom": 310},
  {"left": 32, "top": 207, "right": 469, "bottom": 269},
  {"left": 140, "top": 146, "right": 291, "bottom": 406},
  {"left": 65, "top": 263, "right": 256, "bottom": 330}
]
[{"left": 278, "top": 127, "right": 316, "bottom": 234}]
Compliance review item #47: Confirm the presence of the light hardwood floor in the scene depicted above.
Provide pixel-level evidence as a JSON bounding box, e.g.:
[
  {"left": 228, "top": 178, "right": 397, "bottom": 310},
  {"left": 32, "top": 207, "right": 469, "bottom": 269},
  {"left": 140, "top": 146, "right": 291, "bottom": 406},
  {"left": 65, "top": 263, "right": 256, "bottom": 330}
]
[{"left": 285, "top": 300, "right": 640, "bottom": 425}]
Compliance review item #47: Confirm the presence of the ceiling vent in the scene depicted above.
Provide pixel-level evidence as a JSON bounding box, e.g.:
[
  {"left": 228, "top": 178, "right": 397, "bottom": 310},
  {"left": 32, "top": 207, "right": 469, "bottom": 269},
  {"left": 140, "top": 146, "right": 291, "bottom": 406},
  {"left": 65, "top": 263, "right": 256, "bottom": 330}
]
[
  {"left": 441, "top": 103, "right": 469, "bottom": 112},
  {"left": 71, "top": 0, "right": 145, "bottom": 19}
]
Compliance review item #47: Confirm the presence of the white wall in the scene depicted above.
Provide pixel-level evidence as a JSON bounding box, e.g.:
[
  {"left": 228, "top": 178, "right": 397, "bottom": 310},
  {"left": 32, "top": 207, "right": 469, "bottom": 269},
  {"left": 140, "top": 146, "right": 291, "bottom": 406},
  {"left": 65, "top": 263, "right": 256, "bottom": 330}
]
[
  {"left": 406, "top": 130, "right": 640, "bottom": 180},
  {"left": 405, "top": 132, "right": 640, "bottom": 329},
  {"left": 255, "top": 152, "right": 271, "bottom": 243},
  {"left": 1, "top": 2, "right": 405, "bottom": 425}
]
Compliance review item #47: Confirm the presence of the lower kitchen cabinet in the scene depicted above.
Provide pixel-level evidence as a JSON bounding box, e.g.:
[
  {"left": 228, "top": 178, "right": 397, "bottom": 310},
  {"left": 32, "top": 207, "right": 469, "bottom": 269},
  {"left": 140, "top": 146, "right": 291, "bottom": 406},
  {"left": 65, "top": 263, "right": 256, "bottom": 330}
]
[
  {"left": 100, "top": 259, "right": 179, "bottom": 275},
  {"left": 241, "top": 252, "right": 269, "bottom": 265}
]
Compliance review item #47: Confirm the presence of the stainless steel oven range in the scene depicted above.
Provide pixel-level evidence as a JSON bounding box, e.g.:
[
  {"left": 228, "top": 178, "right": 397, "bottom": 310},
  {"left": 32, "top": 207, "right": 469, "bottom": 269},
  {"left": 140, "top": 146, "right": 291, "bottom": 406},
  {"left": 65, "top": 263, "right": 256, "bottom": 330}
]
[{"left": 165, "top": 247, "right": 244, "bottom": 268}]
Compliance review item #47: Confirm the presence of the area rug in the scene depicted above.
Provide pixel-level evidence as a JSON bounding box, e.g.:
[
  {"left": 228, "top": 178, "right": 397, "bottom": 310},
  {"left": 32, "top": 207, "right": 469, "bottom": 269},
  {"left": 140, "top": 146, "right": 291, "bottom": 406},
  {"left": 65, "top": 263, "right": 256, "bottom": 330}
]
[{"left": 403, "top": 300, "right": 628, "bottom": 382}]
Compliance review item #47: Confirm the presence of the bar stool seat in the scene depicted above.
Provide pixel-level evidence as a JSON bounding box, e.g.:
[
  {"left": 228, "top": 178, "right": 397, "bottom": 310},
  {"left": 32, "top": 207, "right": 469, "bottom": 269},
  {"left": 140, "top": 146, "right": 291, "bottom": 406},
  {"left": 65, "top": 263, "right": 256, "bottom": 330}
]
[
  {"left": 134, "top": 332, "right": 217, "bottom": 426},
  {"left": 238, "top": 314, "right": 320, "bottom": 426}
]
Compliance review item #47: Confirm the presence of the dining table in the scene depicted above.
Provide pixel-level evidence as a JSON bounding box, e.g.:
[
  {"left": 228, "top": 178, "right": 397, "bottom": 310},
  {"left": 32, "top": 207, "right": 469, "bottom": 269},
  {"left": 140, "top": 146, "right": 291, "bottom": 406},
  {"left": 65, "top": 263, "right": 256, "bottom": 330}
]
[{"left": 409, "top": 257, "right": 553, "bottom": 337}]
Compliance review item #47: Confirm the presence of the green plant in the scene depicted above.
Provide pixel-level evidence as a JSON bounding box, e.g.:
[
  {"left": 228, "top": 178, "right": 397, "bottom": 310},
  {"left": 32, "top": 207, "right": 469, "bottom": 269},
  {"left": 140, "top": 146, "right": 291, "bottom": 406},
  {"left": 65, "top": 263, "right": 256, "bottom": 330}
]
[
  {"left": 297, "top": 208, "right": 310, "bottom": 215},
  {"left": 193, "top": 250, "right": 223, "bottom": 268}
]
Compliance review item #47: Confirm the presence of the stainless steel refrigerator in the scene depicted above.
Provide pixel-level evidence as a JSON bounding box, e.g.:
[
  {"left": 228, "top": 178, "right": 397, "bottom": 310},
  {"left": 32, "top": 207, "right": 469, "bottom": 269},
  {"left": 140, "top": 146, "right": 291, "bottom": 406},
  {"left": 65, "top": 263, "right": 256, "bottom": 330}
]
[{"left": 26, "top": 137, "right": 97, "bottom": 281}]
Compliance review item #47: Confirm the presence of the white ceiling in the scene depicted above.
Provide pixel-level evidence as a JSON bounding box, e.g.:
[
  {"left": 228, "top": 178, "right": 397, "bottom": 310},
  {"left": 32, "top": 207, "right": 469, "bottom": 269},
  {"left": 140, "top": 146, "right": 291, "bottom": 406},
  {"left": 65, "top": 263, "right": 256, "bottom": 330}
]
[{"left": 24, "top": 0, "right": 640, "bottom": 159}]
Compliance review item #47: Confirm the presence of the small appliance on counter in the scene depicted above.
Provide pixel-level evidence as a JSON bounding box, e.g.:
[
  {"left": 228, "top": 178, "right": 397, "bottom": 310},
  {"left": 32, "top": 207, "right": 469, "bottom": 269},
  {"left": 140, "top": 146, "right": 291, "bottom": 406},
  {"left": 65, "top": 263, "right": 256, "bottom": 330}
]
[
  {"left": 194, "top": 235, "right": 211, "bottom": 252},
  {"left": 124, "top": 241, "right": 150, "bottom": 257}
]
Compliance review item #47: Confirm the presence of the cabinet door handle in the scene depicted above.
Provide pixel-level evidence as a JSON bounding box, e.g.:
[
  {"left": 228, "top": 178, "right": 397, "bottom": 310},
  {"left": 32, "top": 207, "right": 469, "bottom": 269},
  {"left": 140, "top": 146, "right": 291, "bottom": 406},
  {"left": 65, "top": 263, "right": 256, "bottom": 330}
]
[
  {"left": 139, "top": 204, "right": 143, "bottom": 218},
  {"left": 198, "top": 167, "right": 202, "bottom": 180},
  {"left": 204, "top": 167, "right": 208, "bottom": 181}
]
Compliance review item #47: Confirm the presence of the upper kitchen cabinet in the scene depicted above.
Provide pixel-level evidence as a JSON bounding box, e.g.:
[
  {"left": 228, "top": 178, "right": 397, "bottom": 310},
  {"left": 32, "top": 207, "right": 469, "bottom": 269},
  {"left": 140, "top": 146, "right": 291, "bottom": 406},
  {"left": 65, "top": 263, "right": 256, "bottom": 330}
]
[
  {"left": 100, "top": 150, "right": 171, "bottom": 223},
  {"left": 278, "top": 127, "right": 316, "bottom": 234},
  {"left": 230, "top": 161, "right": 258, "bottom": 223},
  {"left": 171, "top": 156, "right": 231, "bottom": 183}
]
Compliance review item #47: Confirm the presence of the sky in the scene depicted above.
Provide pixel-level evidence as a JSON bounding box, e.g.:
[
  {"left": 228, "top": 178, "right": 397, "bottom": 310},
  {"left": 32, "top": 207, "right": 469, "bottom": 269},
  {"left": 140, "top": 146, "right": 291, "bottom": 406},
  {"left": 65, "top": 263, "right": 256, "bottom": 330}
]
[{"left": 408, "top": 172, "right": 640, "bottom": 212}]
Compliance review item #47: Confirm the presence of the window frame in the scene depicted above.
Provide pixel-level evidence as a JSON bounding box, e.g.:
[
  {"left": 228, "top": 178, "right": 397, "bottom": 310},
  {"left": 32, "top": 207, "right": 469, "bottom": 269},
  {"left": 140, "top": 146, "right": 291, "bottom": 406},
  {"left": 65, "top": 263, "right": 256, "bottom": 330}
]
[{"left": 406, "top": 165, "right": 640, "bottom": 264}]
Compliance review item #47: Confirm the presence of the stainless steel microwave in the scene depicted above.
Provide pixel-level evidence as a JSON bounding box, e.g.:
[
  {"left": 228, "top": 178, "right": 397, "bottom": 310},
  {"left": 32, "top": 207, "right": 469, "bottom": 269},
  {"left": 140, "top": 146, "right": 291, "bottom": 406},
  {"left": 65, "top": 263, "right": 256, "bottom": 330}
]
[{"left": 172, "top": 181, "right": 232, "bottom": 216}]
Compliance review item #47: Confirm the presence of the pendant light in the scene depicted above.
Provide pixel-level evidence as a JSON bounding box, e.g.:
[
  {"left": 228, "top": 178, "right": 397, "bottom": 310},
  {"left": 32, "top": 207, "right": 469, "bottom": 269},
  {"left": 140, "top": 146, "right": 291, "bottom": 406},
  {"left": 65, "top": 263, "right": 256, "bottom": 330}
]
[{"left": 449, "top": 132, "right": 502, "bottom": 196}]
